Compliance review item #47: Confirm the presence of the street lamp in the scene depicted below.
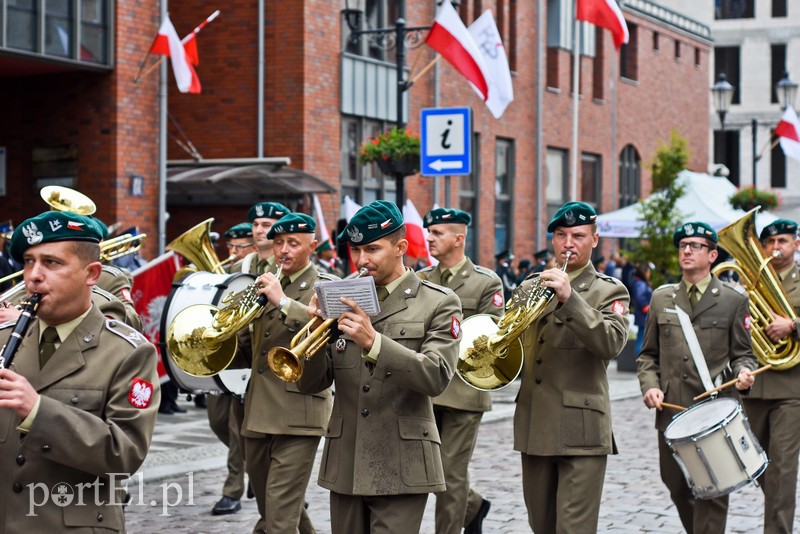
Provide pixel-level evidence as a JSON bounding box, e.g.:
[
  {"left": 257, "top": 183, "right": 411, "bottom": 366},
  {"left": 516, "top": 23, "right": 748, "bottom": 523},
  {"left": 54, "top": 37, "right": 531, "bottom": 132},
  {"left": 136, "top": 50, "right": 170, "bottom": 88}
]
[
  {"left": 711, "top": 72, "right": 735, "bottom": 131},
  {"left": 776, "top": 70, "right": 798, "bottom": 111}
]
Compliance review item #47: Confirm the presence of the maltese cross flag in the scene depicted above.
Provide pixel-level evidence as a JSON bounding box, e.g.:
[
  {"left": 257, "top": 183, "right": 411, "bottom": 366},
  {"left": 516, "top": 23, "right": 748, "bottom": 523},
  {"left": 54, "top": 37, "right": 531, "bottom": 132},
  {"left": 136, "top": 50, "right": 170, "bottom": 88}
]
[
  {"left": 775, "top": 106, "right": 800, "bottom": 163},
  {"left": 149, "top": 15, "right": 201, "bottom": 94}
]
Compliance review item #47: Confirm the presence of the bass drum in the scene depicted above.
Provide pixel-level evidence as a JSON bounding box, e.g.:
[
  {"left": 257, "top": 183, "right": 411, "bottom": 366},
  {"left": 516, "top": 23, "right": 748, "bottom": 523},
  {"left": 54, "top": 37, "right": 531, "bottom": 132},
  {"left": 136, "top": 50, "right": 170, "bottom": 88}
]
[{"left": 160, "top": 271, "right": 254, "bottom": 397}]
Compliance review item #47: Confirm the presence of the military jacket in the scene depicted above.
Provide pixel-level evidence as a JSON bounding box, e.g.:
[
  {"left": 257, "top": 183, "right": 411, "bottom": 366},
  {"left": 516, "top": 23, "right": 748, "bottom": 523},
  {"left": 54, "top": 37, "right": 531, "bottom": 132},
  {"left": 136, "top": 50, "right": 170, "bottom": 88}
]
[
  {"left": 0, "top": 305, "right": 159, "bottom": 532},
  {"left": 98, "top": 265, "right": 142, "bottom": 332},
  {"left": 418, "top": 258, "right": 504, "bottom": 412},
  {"left": 242, "top": 263, "right": 336, "bottom": 437},
  {"left": 637, "top": 277, "right": 757, "bottom": 430},
  {"left": 513, "top": 264, "right": 629, "bottom": 456},
  {"left": 297, "top": 272, "right": 461, "bottom": 496},
  {"left": 749, "top": 263, "right": 800, "bottom": 400}
]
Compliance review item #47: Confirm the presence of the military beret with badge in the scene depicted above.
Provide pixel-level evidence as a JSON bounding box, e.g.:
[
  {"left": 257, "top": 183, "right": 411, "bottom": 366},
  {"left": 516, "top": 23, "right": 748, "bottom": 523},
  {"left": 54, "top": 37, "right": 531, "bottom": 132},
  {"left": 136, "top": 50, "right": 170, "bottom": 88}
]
[
  {"left": 338, "top": 200, "right": 404, "bottom": 245},
  {"left": 546, "top": 201, "right": 598, "bottom": 233},
  {"left": 315, "top": 240, "right": 333, "bottom": 254},
  {"left": 266, "top": 212, "right": 316, "bottom": 239},
  {"left": 672, "top": 221, "right": 718, "bottom": 248},
  {"left": 759, "top": 219, "right": 798, "bottom": 242},
  {"left": 224, "top": 222, "right": 253, "bottom": 239},
  {"left": 247, "top": 201, "right": 291, "bottom": 222},
  {"left": 423, "top": 207, "right": 471, "bottom": 228},
  {"left": 10, "top": 211, "right": 104, "bottom": 262}
]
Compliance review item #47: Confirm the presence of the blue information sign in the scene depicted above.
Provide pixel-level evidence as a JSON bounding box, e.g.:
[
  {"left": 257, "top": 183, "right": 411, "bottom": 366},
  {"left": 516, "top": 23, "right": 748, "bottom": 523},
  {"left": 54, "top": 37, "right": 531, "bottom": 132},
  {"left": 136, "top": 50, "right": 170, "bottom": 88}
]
[{"left": 420, "top": 107, "right": 471, "bottom": 176}]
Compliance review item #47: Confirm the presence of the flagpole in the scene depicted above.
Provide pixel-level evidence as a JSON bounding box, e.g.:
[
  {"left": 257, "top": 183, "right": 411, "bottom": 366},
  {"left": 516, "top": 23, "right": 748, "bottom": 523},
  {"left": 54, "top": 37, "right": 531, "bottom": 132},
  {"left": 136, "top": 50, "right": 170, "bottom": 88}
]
[
  {"left": 570, "top": 3, "right": 580, "bottom": 201},
  {"left": 408, "top": 55, "right": 441, "bottom": 86}
]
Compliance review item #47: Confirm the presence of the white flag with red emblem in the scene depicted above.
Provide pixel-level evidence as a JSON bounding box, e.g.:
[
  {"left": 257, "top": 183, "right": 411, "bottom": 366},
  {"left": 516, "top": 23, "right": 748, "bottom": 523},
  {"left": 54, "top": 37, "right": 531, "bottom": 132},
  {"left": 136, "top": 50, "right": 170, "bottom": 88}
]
[
  {"left": 468, "top": 11, "right": 514, "bottom": 118},
  {"left": 775, "top": 106, "right": 800, "bottom": 163}
]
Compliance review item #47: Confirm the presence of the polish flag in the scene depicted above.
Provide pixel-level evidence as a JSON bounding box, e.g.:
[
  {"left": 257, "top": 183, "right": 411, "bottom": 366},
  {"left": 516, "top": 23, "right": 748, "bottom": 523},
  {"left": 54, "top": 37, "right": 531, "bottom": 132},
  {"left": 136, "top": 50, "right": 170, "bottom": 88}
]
[
  {"left": 149, "top": 15, "right": 201, "bottom": 94},
  {"left": 468, "top": 11, "right": 514, "bottom": 119},
  {"left": 403, "top": 199, "right": 436, "bottom": 267},
  {"left": 426, "top": 1, "right": 491, "bottom": 101},
  {"left": 775, "top": 106, "right": 800, "bottom": 163},
  {"left": 577, "top": 0, "right": 629, "bottom": 50}
]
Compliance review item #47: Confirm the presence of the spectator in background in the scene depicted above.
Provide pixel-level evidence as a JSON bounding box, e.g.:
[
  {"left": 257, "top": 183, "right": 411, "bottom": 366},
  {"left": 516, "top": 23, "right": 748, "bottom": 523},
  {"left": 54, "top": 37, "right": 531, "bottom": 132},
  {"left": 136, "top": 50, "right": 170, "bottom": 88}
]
[
  {"left": 604, "top": 253, "right": 618, "bottom": 277},
  {"left": 631, "top": 262, "right": 654, "bottom": 354},
  {"left": 620, "top": 252, "right": 635, "bottom": 292},
  {"left": 595, "top": 256, "right": 607, "bottom": 274},
  {"left": 495, "top": 250, "right": 517, "bottom": 301},
  {"left": 532, "top": 249, "right": 552, "bottom": 274},
  {"left": 516, "top": 259, "right": 534, "bottom": 285}
]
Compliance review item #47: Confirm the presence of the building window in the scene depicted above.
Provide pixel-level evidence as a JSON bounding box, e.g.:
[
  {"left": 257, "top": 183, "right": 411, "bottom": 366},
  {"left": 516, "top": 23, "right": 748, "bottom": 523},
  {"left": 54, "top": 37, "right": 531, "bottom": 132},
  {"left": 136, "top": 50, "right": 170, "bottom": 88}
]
[
  {"left": 546, "top": 0, "right": 595, "bottom": 56},
  {"left": 715, "top": 47, "right": 741, "bottom": 105},
  {"left": 620, "top": 22, "right": 638, "bottom": 81},
  {"left": 80, "top": 0, "right": 108, "bottom": 64},
  {"left": 653, "top": 32, "right": 660, "bottom": 52},
  {"left": 674, "top": 40, "right": 681, "bottom": 61},
  {"left": 45, "top": 0, "right": 73, "bottom": 58},
  {"left": 460, "top": 133, "right": 481, "bottom": 261},
  {"left": 7, "top": 0, "right": 37, "bottom": 52},
  {"left": 773, "top": 0, "right": 787, "bottom": 17},
  {"left": 771, "top": 145, "right": 786, "bottom": 188},
  {"left": 593, "top": 29, "right": 604, "bottom": 100},
  {"left": 344, "top": 0, "right": 399, "bottom": 62},
  {"left": 546, "top": 47, "right": 560, "bottom": 89},
  {"left": 340, "top": 116, "right": 396, "bottom": 206},
  {"left": 546, "top": 147, "right": 568, "bottom": 222},
  {"left": 581, "top": 153, "right": 602, "bottom": 208},
  {"left": 508, "top": 0, "right": 518, "bottom": 72},
  {"left": 713, "top": 131, "right": 740, "bottom": 186},
  {"left": 694, "top": 47, "right": 701, "bottom": 68},
  {"left": 618, "top": 145, "right": 640, "bottom": 208},
  {"left": 715, "top": 0, "right": 754, "bottom": 19},
  {"left": 771, "top": 44, "right": 787, "bottom": 104},
  {"left": 495, "top": 138, "right": 514, "bottom": 255}
]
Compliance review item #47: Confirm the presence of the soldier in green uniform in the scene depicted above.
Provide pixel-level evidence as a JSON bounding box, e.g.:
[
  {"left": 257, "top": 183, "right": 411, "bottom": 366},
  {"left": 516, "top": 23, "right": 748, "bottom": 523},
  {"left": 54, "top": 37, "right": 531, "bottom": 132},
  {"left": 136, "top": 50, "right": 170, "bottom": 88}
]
[
  {"left": 298, "top": 200, "right": 462, "bottom": 534},
  {"left": 743, "top": 219, "right": 800, "bottom": 534},
  {"left": 514, "top": 201, "right": 630, "bottom": 533},
  {"left": 417, "top": 207, "right": 503, "bottom": 534},
  {"left": 313, "top": 240, "right": 344, "bottom": 278},
  {"left": 0, "top": 211, "right": 159, "bottom": 532},
  {"left": 638, "top": 221, "right": 757, "bottom": 534},
  {"left": 241, "top": 201, "right": 291, "bottom": 276},
  {"left": 223, "top": 222, "right": 255, "bottom": 264}
]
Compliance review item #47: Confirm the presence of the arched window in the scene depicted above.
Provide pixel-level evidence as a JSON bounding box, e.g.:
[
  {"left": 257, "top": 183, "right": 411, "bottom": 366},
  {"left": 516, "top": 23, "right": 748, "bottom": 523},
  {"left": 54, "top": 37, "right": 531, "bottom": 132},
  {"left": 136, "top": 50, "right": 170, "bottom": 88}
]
[{"left": 619, "top": 145, "right": 641, "bottom": 208}]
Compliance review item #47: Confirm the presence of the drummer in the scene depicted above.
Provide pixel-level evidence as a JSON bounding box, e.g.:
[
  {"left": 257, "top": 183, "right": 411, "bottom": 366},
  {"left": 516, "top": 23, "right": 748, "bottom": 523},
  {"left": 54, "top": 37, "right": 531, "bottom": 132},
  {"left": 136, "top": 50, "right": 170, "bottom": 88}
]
[{"left": 637, "top": 221, "right": 756, "bottom": 534}]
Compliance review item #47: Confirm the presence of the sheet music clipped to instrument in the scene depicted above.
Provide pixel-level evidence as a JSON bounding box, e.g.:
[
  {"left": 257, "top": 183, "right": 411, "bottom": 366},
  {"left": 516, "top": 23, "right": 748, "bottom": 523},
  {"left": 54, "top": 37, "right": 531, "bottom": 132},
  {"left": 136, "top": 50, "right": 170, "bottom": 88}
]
[{"left": 314, "top": 277, "right": 381, "bottom": 318}]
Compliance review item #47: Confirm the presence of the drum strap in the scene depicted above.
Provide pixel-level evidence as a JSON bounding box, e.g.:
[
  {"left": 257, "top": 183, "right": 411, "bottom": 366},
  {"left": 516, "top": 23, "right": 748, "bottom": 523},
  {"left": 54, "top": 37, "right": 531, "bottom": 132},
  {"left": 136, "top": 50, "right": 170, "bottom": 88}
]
[
  {"left": 669, "top": 306, "right": 715, "bottom": 393},
  {"left": 242, "top": 252, "right": 257, "bottom": 275}
]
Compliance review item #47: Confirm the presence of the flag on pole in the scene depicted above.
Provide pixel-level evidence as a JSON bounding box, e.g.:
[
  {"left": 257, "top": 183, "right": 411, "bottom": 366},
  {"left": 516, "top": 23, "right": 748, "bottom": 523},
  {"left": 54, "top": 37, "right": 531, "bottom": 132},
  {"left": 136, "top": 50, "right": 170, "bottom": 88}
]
[
  {"left": 149, "top": 14, "right": 201, "bottom": 93},
  {"left": 577, "top": 0, "right": 629, "bottom": 50},
  {"left": 775, "top": 106, "right": 800, "bottom": 163},
  {"left": 468, "top": 10, "right": 514, "bottom": 119},
  {"left": 313, "top": 194, "right": 333, "bottom": 249},
  {"left": 131, "top": 252, "right": 181, "bottom": 383},
  {"left": 403, "top": 200, "right": 436, "bottom": 267},
  {"left": 426, "top": 1, "right": 491, "bottom": 101}
]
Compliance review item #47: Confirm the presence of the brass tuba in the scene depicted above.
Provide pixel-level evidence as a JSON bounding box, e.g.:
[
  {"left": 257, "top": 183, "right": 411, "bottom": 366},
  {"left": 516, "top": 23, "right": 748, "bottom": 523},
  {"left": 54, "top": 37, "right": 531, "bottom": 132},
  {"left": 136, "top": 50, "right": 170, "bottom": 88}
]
[
  {"left": 712, "top": 208, "right": 800, "bottom": 370},
  {"left": 166, "top": 218, "right": 226, "bottom": 278},
  {"left": 457, "top": 252, "right": 571, "bottom": 391}
]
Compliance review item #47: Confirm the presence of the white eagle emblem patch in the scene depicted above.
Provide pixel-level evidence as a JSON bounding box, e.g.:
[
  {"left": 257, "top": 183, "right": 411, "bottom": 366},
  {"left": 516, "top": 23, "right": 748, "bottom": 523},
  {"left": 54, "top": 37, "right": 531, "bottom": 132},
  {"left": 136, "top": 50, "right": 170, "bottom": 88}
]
[
  {"left": 22, "top": 222, "right": 44, "bottom": 246},
  {"left": 450, "top": 316, "right": 461, "bottom": 339},
  {"left": 347, "top": 226, "right": 364, "bottom": 243},
  {"left": 129, "top": 378, "right": 154, "bottom": 408}
]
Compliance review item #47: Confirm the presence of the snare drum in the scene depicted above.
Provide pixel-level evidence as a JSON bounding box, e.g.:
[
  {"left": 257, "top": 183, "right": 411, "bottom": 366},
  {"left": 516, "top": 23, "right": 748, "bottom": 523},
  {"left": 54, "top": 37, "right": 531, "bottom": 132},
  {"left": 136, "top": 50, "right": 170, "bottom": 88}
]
[
  {"left": 160, "top": 271, "right": 255, "bottom": 396},
  {"left": 664, "top": 397, "right": 768, "bottom": 499}
]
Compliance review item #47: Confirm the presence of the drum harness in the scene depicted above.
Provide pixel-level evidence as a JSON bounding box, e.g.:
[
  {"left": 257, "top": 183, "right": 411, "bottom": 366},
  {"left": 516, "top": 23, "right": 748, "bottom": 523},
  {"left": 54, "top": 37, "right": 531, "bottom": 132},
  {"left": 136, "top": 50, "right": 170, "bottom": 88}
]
[{"left": 668, "top": 305, "right": 718, "bottom": 394}]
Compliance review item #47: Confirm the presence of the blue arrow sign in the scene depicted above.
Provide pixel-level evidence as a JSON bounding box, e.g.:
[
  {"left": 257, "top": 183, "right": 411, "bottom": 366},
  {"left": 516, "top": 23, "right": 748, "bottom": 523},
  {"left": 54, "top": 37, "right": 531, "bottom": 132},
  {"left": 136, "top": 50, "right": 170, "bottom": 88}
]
[{"left": 420, "top": 107, "right": 471, "bottom": 176}]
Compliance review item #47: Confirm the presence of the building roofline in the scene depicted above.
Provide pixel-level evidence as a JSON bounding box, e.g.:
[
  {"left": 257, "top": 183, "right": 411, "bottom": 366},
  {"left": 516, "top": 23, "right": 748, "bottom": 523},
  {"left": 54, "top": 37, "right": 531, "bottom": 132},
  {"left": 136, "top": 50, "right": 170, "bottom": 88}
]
[{"left": 623, "top": 0, "right": 713, "bottom": 44}]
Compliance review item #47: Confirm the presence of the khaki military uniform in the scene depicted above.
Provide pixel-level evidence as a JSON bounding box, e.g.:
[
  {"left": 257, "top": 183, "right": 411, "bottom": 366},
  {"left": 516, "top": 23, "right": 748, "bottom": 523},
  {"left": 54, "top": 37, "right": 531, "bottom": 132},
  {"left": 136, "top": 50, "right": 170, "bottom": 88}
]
[
  {"left": 743, "top": 263, "right": 800, "bottom": 534},
  {"left": 418, "top": 259, "right": 504, "bottom": 533},
  {"left": 98, "top": 265, "right": 142, "bottom": 331},
  {"left": 514, "top": 264, "right": 629, "bottom": 533},
  {"left": 242, "top": 262, "right": 335, "bottom": 534},
  {"left": 0, "top": 305, "right": 159, "bottom": 532},
  {"left": 638, "top": 277, "right": 757, "bottom": 534},
  {"left": 297, "top": 271, "right": 461, "bottom": 534}
]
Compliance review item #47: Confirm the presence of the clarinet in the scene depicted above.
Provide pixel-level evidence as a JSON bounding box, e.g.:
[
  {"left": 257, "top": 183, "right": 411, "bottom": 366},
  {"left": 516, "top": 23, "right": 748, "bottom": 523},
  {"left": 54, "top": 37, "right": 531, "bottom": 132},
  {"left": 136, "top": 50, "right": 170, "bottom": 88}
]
[{"left": 0, "top": 294, "right": 42, "bottom": 370}]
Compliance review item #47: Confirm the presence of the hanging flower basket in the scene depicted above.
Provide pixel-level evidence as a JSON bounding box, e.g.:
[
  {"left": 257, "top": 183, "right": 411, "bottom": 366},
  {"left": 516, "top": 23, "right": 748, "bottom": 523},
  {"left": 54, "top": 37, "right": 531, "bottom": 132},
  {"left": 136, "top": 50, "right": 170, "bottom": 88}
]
[
  {"left": 376, "top": 154, "right": 420, "bottom": 177},
  {"left": 729, "top": 186, "right": 780, "bottom": 212},
  {"left": 359, "top": 127, "right": 421, "bottom": 177}
]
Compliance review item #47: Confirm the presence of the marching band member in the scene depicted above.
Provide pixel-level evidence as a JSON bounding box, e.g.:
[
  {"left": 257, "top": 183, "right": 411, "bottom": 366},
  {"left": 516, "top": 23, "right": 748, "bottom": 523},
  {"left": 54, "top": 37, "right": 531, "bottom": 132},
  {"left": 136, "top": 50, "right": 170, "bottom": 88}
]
[
  {"left": 514, "top": 201, "right": 629, "bottom": 533},
  {"left": 297, "top": 200, "right": 461, "bottom": 534},
  {"left": 638, "top": 220, "right": 756, "bottom": 534},
  {"left": 418, "top": 207, "right": 503, "bottom": 534}
]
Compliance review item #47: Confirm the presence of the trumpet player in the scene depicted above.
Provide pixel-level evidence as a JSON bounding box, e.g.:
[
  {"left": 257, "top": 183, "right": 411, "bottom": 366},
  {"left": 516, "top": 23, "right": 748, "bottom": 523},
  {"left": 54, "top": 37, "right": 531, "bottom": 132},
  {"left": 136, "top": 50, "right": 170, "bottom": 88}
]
[
  {"left": 241, "top": 212, "right": 336, "bottom": 534},
  {"left": 297, "top": 200, "right": 461, "bottom": 534},
  {"left": 743, "top": 219, "right": 800, "bottom": 534},
  {"left": 514, "top": 201, "right": 629, "bottom": 533}
]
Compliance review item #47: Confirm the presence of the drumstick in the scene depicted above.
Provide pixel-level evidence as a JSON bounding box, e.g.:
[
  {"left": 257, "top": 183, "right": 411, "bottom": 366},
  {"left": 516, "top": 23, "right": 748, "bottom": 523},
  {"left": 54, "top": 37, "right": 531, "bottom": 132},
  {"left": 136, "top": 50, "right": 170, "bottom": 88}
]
[
  {"left": 659, "top": 402, "right": 687, "bottom": 412},
  {"left": 693, "top": 365, "right": 772, "bottom": 401}
]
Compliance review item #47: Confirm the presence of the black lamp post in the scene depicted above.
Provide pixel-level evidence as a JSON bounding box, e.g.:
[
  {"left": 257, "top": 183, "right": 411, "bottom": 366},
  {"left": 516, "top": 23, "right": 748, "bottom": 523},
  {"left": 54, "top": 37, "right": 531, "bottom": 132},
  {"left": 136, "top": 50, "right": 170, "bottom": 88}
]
[
  {"left": 711, "top": 72, "right": 735, "bottom": 184},
  {"left": 776, "top": 70, "right": 798, "bottom": 111},
  {"left": 342, "top": 1, "right": 432, "bottom": 207}
]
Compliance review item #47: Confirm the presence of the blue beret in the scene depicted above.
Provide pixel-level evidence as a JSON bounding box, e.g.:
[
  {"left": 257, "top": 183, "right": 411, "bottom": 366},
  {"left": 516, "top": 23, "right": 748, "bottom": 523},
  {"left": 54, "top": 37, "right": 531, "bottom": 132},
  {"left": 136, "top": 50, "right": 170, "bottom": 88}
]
[
  {"left": 224, "top": 222, "right": 253, "bottom": 239},
  {"left": 759, "top": 219, "right": 798, "bottom": 242},
  {"left": 266, "top": 213, "right": 316, "bottom": 239},
  {"left": 547, "top": 201, "right": 598, "bottom": 233},
  {"left": 673, "top": 221, "right": 718, "bottom": 247},
  {"left": 11, "top": 211, "right": 103, "bottom": 262},
  {"left": 248, "top": 201, "right": 291, "bottom": 222},
  {"left": 423, "top": 208, "right": 471, "bottom": 228},
  {"left": 338, "top": 200, "right": 404, "bottom": 245}
]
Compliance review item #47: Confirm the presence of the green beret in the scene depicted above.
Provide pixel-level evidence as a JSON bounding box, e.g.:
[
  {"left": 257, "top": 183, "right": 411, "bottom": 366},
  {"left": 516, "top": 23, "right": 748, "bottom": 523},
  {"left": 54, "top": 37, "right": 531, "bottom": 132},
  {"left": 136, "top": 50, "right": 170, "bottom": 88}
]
[
  {"left": 672, "top": 221, "right": 718, "bottom": 247},
  {"left": 248, "top": 201, "right": 291, "bottom": 222},
  {"left": 423, "top": 208, "right": 471, "bottom": 228},
  {"left": 224, "top": 222, "right": 253, "bottom": 239},
  {"left": 338, "top": 200, "right": 404, "bottom": 245},
  {"left": 90, "top": 217, "right": 110, "bottom": 240},
  {"left": 11, "top": 211, "right": 103, "bottom": 262},
  {"left": 547, "top": 201, "right": 598, "bottom": 233},
  {"left": 266, "top": 213, "right": 316, "bottom": 239},
  {"left": 315, "top": 240, "right": 333, "bottom": 253},
  {"left": 759, "top": 219, "right": 798, "bottom": 242}
]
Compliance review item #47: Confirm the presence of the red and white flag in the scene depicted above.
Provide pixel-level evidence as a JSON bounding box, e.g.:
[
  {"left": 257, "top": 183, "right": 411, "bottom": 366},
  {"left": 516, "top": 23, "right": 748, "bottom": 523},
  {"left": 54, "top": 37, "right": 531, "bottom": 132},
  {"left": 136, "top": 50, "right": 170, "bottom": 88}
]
[
  {"left": 403, "top": 199, "right": 436, "bottom": 267},
  {"left": 577, "top": 0, "right": 629, "bottom": 50},
  {"left": 313, "top": 194, "right": 333, "bottom": 250},
  {"left": 131, "top": 252, "right": 181, "bottom": 383},
  {"left": 426, "top": 1, "right": 491, "bottom": 101},
  {"left": 775, "top": 106, "right": 800, "bottom": 163},
  {"left": 149, "top": 14, "right": 201, "bottom": 93},
  {"left": 468, "top": 10, "right": 514, "bottom": 119}
]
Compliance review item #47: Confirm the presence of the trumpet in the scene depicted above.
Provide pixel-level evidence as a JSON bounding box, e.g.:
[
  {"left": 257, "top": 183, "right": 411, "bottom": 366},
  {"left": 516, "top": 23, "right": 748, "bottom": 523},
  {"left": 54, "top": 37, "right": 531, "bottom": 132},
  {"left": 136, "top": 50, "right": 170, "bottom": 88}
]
[{"left": 268, "top": 268, "right": 368, "bottom": 382}]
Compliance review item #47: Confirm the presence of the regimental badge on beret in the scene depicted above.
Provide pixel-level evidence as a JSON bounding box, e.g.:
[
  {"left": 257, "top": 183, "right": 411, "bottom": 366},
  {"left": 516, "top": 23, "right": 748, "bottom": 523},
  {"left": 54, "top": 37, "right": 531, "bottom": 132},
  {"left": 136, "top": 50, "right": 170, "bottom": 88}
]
[
  {"left": 672, "top": 221, "right": 718, "bottom": 247},
  {"left": 248, "top": 201, "right": 291, "bottom": 222},
  {"left": 346, "top": 226, "right": 364, "bottom": 243},
  {"left": 10, "top": 211, "right": 103, "bottom": 262},
  {"left": 422, "top": 208, "right": 472, "bottom": 228},
  {"left": 759, "top": 218, "right": 798, "bottom": 242},
  {"left": 339, "top": 200, "right": 404, "bottom": 245},
  {"left": 547, "top": 201, "right": 598, "bottom": 233},
  {"left": 266, "top": 212, "right": 316, "bottom": 239}
]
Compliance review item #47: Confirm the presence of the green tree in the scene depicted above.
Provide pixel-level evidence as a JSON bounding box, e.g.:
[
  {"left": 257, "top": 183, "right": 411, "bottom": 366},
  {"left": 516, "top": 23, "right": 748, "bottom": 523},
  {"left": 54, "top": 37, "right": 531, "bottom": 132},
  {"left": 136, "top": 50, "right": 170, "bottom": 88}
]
[{"left": 629, "top": 131, "right": 689, "bottom": 288}]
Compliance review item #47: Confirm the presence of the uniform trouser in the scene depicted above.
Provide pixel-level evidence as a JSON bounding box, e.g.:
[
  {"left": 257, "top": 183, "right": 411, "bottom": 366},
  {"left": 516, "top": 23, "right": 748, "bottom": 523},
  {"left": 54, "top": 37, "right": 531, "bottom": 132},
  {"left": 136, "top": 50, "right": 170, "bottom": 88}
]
[
  {"left": 658, "top": 432, "right": 728, "bottom": 534},
  {"left": 329, "top": 491, "right": 428, "bottom": 534},
  {"left": 207, "top": 394, "right": 246, "bottom": 500},
  {"left": 433, "top": 406, "right": 484, "bottom": 534},
  {"left": 520, "top": 453, "right": 607, "bottom": 534},
  {"left": 743, "top": 397, "right": 800, "bottom": 534},
  {"left": 244, "top": 434, "right": 320, "bottom": 534}
]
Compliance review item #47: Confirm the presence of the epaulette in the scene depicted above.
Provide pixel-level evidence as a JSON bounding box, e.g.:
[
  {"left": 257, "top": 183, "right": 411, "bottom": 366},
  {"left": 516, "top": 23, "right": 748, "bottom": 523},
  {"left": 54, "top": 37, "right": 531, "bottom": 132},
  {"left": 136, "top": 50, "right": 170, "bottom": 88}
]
[
  {"left": 472, "top": 264, "right": 498, "bottom": 279},
  {"left": 420, "top": 279, "right": 453, "bottom": 294},
  {"left": 105, "top": 319, "right": 147, "bottom": 348},
  {"left": 417, "top": 266, "right": 434, "bottom": 275},
  {"left": 101, "top": 265, "right": 125, "bottom": 277},
  {"left": 91, "top": 285, "right": 118, "bottom": 302},
  {"left": 317, "top": 271, "right": 340, "bottom": 282},
  {"left": 654, "top": 283, "right": 678, "bottom": 293},
  {"left": 721, "top": 281, "right": 748, "bottom": 296},
  {"left": 596, "top": 272, "right": 622, "bottom": 285}
]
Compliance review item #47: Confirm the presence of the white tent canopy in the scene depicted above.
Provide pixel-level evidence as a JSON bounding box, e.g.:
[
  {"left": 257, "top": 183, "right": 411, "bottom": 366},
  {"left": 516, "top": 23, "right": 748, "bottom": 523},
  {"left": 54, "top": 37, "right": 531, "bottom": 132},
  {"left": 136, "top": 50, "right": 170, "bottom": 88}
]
[{"left": 596, "top": 171, "right": 779, "bottom": 238}]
